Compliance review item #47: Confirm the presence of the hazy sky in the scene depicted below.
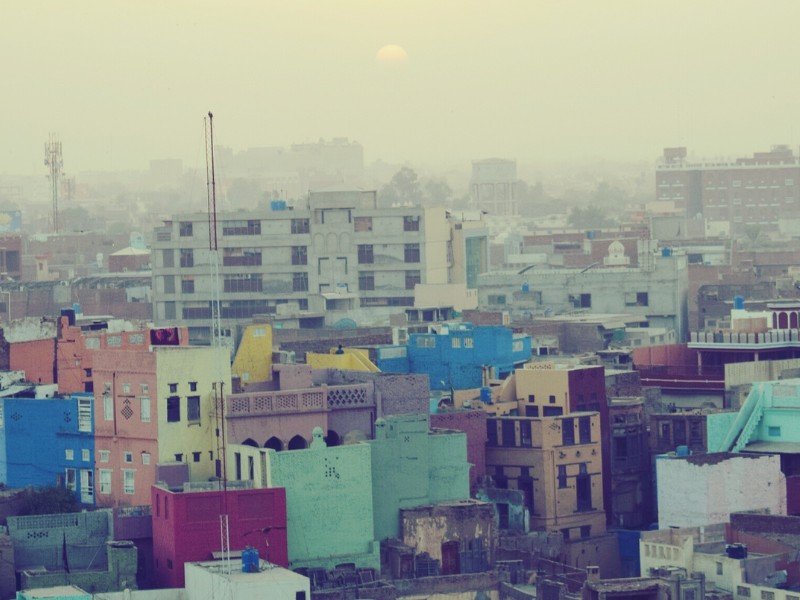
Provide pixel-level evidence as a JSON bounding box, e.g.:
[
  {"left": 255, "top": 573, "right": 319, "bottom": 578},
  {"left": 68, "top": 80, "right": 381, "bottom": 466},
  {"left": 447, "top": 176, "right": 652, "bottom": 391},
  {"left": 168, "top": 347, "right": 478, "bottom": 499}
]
[{"left": 4, "top": 1, "right": 800, "bottom": 174}]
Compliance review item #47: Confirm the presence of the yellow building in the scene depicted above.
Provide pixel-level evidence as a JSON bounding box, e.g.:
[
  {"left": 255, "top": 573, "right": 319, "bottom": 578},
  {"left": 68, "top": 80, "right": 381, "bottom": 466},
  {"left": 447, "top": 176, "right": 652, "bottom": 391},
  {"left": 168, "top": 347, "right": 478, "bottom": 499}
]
[
  {"left": 231, "top": 324, "right": 272, "bottom": 388},
  {"left": 485, "top": 412, "right": 605, "bottom": 540},
  {"left": 306, "top": 347, "right": 378, "bottom": 372}
]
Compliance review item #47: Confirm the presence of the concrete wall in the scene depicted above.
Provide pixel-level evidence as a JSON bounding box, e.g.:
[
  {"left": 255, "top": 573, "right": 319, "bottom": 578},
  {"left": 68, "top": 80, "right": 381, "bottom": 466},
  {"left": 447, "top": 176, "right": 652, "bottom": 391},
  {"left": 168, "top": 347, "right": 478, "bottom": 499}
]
[
  {"left": 265, "top": 431, "right": 380, "bottom": 570},
  {"left": 10, "top": 338, "right": 56, "bottom": 384},
  {"left": 231, "top": 323, "right": 273, "bottom": 389},
  {"left": 430, "top": 410, "right": 487, "bottom": 493},
  {"left": 656, "top": 453, "right": 786, "bottom": 528}
]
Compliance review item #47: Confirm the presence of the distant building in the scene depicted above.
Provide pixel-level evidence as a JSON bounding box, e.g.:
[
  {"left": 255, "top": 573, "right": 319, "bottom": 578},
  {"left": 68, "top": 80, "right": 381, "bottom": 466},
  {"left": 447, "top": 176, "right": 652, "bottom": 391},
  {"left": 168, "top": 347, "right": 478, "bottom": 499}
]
[
  {"left": 656, "top": 145, "right": 800, "bottom": 233},
  {"left": 469, "top": 159, "right": 519, "bottom": 216}
]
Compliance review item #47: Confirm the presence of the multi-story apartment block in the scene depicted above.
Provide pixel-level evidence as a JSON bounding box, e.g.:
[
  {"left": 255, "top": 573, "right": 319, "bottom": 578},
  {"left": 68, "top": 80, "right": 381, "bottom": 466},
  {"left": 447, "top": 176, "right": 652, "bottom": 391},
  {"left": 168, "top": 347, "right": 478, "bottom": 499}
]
[
  {"left": 469, "top": 158, "right": 519, "bottom": 216},
  {"left": 92, "top": 343, "right": 231, "bottom": 507},
  {"left": 656, "top": 145, "right": 800, "bottom": 233},
  {"left": 152, "top": 189, "right": 457, "bottom": 343}
]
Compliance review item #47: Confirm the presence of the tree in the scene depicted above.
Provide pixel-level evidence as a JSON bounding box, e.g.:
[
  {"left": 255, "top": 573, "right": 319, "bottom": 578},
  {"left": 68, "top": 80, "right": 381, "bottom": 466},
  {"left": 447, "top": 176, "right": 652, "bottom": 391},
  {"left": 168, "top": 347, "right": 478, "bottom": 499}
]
[
  {"left": 18, "top": 486, "right": 80, "bottom": 516},
  {"left": 568, "top": 206, "right": 616, "bottom": 229},
  {"left": 423, "top": 177, "right": 453, "bottom": 206},
  {"left": 378, "top": 167, "right": 422, "bottom": 206}
]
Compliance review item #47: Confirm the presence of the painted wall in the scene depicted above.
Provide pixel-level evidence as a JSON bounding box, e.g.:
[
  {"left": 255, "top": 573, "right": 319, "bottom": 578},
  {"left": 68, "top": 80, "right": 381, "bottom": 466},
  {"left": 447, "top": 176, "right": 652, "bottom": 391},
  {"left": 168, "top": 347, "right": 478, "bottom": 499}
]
[
  {"left": 266, "top": 428, "right": 380, "bottom": 570},
  {"left": 231, "top": 323, "right": 273, "bottom": 388},
  {"left": 430, "top": 410, "right": 487, "bottom": 493},
  {"left": 10, "top": 338, "right": 56, "bottom": 384},
  {"left": 706, "top": 412, "right": 739, "bottom": 452},
  {"left": 151, "top": 486, "right": 288, "bottom": 589},
  {"left": 657, "top": 453, "right": 786, "bottom": 528},
  {"left": 370, "top": 413, "right": 470, "bottom": 541}
]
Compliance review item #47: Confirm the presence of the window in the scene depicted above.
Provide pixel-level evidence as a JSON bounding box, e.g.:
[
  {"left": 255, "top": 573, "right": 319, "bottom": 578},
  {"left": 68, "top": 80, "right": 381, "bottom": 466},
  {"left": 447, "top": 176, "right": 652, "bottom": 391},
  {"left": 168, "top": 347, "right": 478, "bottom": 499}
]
[
  {"left": 65, "top": 449, "right": 74, "bottom": 461},
  {"left": 224, "top": 273, "right": 262, "bottom": 293},
  {"left": 561, "top": 527, "right": 570, "bottom": 541},
  {"left": 768, "top": 426, "right": 781, "bottom": 437},
  {"left": 562, "top": 418, "right": 575, "bottom": 446},
  {"left": 290, "top": 245, "right": 308, "bottom": 266},
  {"left": 187, "top": 396, "right": 201, "bottom": 422},
  {"left": 179, "top": 249, "right": 194, "bottom": 267},
  {"left": 358, "top": 271, "right": 375, "bottom": 291},
  {"left": 99, "top": 450, "right": 110, "bottom": 463},
  {"left": 140, "top": 397, "right": 151, "bottom": 423},
  {"left": 123, "top": 469, "right": 135, "bottom": 495},
  {"left": 580, "top": 525, "right": 591, "bottom": 539},
  {"left": 103, "top": 391, "right": 113, "bottom": 421},
  {"left": 291, "top": 218, "right": 310, "bottom": 234},
  {"left": 404, "top": 243, "right": 420, "bottom": 263},
  {"left": 121, "top": 384, "right": 131, "bottom": 395},
  {"left": 162, "top": 249, "right": 174, "bottom": 268},
  {"left": 403, "top": 216, "right": 420, "bottom": 231},
  {"left": 293, "top": 272, "right": 309, "bottom": 292},
  {"left": 761, "top": 592, "right": 775, "bottom": 600},
  {"left": 543, "top": 406, "right": 563, "bottom": 416},
  {"left": 65, "top": 468, "right": 77, "bottom": 491},
  {"left": 579, "top": 417, "right": 591, "bottom": 444},
  {"left": 81, "top": 449, "right": 90, "bottom": 462},
  {"left": 223, "top": 247, "right": 262, "bottom": 266},
  {"left": 501, "top": 419, "right": 516, "bottom": 447},
  {"left": 163, "top": 276, "right": 175, "bottom": 294},
  {"left": 142, "top": 452, "right": 151, "bottom": 465},
  {"left": 416, "top": 336, "right": 436, "bottom": 348},
  {"left": 787, "top": 179, "right": 795, "bottom": 186},
  {"left": 181, "top": 277, "right": 195, "bottom": 294},
  {"left": 179, "top": 221, "right": 193, "bottom": 237},
  {"left": 549, "top": 395, "right": 556, "bottom": 404},
  {"left": 354, "top": 217, "right": 372, "bottom": 232},
  {"left": 487, "top": 421, "right": 498, "bottom": 446},
  {"left": 737, "top": 587, "right": 751, "bottom": 598},
  {"left": 558, "top": 465, "right": 567, "bottom": 488},
  {"left": 488, "top": 294, "right": 507, "bottom": 305},
  {"left": 175, "top": 453, "right": 184, "bottom": 462},
  {"left": 716, "top": 562, "right": 723, "bottom": 575},
  {"left": 167, "top": 396, "right": 180, "bottom": 422},
  {"left": 99, "top": 469, "right": 112, "bottom": 494},
  {"left": 169, "top": 383, "right": 178, "bottom": 393},
  {"left": 452, "top": 337, "right": 462, "bottom": 349},
  {"left": 193, "top": 452, "right": 201, "bottom": 462},
  {"left": 464, "top": 338, "right": 474, "bottom": 348},
  {"left": 358, "top": 244, "right": 374, "bottom": 264},
  {"left": 520, "top": 420, "right": 532, "bottom": 447},
  {"left": 164, "top": 302, "right": 176, "bottom": 320},
  {"left": 625, "top": 292, "right": 649, "bottom": 307},
  {"left": 405, "top": 270, "right": 421, "bottom": 290},
  {"left": 222, "top": 219, "right": 261, "bottom": 236},
  {"left": 124, "top": 451, "right": 133, "bottom": 463},
  {"left": 579, "top": 293, "right": 591, "bottom": 308},
  {"left": 77, "top": 398, "right": 92, "bottom": 432}
]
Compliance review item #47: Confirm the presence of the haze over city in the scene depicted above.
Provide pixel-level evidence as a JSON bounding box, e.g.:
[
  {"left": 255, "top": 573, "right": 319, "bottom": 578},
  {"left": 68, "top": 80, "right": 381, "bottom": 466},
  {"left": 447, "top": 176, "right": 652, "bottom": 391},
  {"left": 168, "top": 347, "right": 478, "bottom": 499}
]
[{"left": 4, "top": 0, "right": 800, "bottom": 174}]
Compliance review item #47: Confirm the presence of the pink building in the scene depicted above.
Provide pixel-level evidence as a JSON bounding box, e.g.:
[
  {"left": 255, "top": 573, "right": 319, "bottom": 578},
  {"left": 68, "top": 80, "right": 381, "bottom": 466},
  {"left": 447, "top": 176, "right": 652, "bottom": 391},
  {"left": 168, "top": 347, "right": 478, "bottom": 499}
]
[
  {"left": 431, "top": 409, "right": 487, "bottom": 494},
  {"left": 151, "top": 485, "right": 288, "bottom": 588}
]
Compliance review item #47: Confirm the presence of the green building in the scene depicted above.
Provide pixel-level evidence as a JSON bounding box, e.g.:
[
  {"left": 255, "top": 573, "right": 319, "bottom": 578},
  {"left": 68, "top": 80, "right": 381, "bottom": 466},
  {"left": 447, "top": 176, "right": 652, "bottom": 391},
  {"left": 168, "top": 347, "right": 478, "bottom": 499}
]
[
  {"left": 267, "top": 427, "right": 380, "bottom": 571},
  {"left": 370, "top": 413, "right": 471, "bottom": 541}
]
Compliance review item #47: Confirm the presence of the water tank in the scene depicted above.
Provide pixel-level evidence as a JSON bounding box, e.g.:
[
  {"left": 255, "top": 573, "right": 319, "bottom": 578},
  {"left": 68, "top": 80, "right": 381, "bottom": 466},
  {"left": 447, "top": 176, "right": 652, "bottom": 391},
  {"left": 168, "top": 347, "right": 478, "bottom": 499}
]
[
  {"left": 734, "top": 295, "right": 745, "bottom": 310},
  {"left": 662, "top": 247, "right": 673, "bottom": 257},
  {"left": 241, "top": 546, "right": 260, "bottom": 572},
  {"left": 675, "top": 445, "right": 690, "bottom": 457},
  {"left": 586, "top": 230, "right": 597, "bottom": 239},
  {"left": 521, "top": 282, "right": 530, "bottom": 293},
  {"left": 726, "top": 544, "right": 748, "bottom": 559},
  {"left": 270, "top": 200, "right": 287, "bottom": 211},
  {"left": 60, "top": 308, "right": 76, "bottom": 326},
  {"left": 480, "top": 387, "right": 492, "bottom": 405},
  {"left": 72, "top": 303, "right": 82, "bottom": 315}
]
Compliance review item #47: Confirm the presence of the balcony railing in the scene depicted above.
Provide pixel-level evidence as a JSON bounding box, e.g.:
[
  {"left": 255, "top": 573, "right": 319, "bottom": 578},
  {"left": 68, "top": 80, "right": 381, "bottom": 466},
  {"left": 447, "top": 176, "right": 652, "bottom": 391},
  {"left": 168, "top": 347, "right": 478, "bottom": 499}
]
[
  {"left": 690, "top": 329, "right": 800, "bottom": 346},
  {"left": 226, "top": 383, "right": 374, "bottom": 417}
]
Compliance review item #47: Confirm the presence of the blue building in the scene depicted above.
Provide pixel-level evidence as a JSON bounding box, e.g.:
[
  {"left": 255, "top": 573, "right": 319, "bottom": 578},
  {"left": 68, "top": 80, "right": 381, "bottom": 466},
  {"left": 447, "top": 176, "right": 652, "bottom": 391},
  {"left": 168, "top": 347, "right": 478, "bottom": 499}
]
[
  {"left": 0, "top": 392, "right": 95, "bottom": 504},
  {"left": 377, "top": 324, "right": 531, "bottom": 390}
]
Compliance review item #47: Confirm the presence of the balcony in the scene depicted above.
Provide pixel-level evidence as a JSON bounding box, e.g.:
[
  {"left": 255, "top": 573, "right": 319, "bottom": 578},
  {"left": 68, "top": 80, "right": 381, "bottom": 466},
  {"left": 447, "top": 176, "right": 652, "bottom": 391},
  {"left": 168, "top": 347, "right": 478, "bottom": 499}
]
[
  {"left": 226, "top": 384, "right": 373, "bottom": 417},
  {"left": 690, "top": 329, "right": 800, "bottom": 350}
]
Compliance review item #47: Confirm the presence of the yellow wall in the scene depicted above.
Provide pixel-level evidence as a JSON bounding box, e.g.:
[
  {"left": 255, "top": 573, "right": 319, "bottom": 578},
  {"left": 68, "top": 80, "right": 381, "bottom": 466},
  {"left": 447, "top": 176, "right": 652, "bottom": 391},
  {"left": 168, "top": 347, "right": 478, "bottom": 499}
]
[
  {"left": 514, "top": 368, "right": 571, "bottom": 410},
  {"left": 423, "top": 207, "right": 450, "bottom": 285},
  {"left": 232, "top": 324, "right": 273, "bottom": 387},
  {"left": 306, "top": 348, "right": 378, "bottom": 372},
  {"left": 156, "top": 346, "right": 232, "bottom": 482}
]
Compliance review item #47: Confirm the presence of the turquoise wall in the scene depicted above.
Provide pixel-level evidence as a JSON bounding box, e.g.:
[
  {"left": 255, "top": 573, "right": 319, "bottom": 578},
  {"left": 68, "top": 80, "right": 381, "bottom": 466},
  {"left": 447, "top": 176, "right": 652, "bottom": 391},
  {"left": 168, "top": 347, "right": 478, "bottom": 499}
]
[
  {"left": 706, "top": 411, "right": 739, "bottom": 452},
  {"left": 370, "top": 413, "right": 470, "bottom": 540},
  {"left": 268, "top": 431, "right": 380, "bottom": 570}
]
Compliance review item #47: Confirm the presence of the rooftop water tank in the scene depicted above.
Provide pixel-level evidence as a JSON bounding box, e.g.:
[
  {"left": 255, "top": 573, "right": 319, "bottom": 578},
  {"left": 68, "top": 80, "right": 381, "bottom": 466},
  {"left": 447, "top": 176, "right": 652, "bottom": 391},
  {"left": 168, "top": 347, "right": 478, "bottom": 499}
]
[
  {"left": 270, "top": 200, "right": 287, "bottom": 211},
  {"left": 480, "top": 387, "right": 492, "bottom": 405},
  {"left": 662, "top": 247, "right": 673, "bottom": 257},
  {"left": 734, "top": 295, "right": 745, "bottom": 310},
  {"left": 241, "top": 546, "right": 260, "bottom": 572},
  {"left": 521, "top": 282, "right": 530, "bottom": 293},
  {"left": 675, "top": 445, "right": 690, "bottom": 457}
]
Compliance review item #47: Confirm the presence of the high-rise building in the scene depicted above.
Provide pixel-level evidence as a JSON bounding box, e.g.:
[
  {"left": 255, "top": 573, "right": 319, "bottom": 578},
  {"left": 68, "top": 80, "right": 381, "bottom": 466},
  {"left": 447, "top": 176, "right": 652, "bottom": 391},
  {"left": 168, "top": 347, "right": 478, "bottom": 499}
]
[
  {"left": 469, "top": 158, "right": 519, "bottom": 217},
  {"left": 152, "top": 189, "right": 482, "bottom": 343},
  {"left": 656, "top": 145, "right": 800, "bottom": 233}
]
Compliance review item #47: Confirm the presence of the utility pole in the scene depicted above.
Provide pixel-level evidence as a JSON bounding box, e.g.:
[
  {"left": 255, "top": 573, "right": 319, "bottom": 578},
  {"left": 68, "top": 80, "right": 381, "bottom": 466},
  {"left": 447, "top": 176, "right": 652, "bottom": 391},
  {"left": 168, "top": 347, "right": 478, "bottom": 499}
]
[
  {"left": 44, "top": 134, "right": 63, "bottom": 234},
  {"left": 205, "top": 113, "right": 223, "bottom": 347}
]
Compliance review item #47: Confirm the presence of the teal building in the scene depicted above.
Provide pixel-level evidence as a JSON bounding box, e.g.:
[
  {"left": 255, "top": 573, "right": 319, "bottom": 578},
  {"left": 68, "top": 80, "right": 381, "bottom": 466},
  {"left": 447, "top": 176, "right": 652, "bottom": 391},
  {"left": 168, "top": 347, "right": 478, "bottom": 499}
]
[
  {"left": 370, "top": 413, "right": 471, "bottom": 540},
  {"left": 267, "top": 427, "right": 380, "bottom": 571}
]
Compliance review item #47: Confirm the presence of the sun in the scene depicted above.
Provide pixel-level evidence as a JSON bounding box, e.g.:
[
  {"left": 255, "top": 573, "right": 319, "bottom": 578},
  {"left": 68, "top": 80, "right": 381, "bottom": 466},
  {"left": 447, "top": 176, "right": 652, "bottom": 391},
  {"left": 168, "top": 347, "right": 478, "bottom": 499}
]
[{"left": 375, "top": 44, "right": 408, "bottom": 66}]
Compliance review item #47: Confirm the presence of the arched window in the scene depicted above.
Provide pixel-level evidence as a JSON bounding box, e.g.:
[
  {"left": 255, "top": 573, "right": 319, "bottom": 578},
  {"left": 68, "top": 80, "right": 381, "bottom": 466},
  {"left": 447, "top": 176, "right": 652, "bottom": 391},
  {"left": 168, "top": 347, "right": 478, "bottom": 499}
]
[
  {"left": 242, "top": 438, "right": 259, "bottom": 448},
  {"left": 324, "top": 430, "right": 341, "bottom": 447},
  {"left": 264, "top": 437, "right": 283, "bottom": 452},
  {"left": 287, "top": 435, "right": 307, "bottom": 450}
]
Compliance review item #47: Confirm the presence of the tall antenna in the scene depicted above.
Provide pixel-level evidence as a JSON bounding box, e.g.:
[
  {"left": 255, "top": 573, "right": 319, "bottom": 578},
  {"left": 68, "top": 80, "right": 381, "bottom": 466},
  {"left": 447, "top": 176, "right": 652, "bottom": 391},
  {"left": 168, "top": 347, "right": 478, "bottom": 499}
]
[
  {"left": 213, "top": 380, "right": 231, "bottom": 573},
  {"left": 205, "top": 113, "right": 223, "bottom": 346},
  {"left": 44, "top": 134, "right": 63, "bottom": 234}
]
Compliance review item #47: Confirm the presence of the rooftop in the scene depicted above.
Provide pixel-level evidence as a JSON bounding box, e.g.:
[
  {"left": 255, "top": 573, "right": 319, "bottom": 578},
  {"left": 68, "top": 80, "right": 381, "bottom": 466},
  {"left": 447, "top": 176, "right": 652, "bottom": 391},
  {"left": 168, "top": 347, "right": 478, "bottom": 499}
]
[
  {"left": 20, "top": 586, "right": 88, "bottom": 598},
  {"left": 187, "top": 559, "right": 308, "bottom": 584}
]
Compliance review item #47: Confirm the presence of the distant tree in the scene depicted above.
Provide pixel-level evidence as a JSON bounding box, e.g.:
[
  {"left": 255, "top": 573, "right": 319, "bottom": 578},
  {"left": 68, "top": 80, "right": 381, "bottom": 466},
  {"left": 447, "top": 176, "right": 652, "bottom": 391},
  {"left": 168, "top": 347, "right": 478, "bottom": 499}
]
[
  {"left": 379, "top": 167, "right": 422, "bottom": 206},
  {"left": 18, "top": 486, "right": 80, "bottom": 516},
  {"left": 568, "top": 205, "right": 616, "bottom": 229},
  {"left": 423, "top": 177, "right": 453, "bottom": 205}
]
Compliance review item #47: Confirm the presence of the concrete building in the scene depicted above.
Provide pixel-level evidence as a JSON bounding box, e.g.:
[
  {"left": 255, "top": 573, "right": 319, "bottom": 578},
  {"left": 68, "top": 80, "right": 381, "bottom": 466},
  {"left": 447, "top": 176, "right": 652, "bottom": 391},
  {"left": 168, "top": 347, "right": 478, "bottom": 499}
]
[
  {"left": 183, "top": 560, "right": 309, "bottom": 600},
  {"left": 469, "top": 158, "right": 519, "bottom": 216},
  {"left": 479, "top": 243, "right": 689, "bottom": 341},
  {"left": 430, "top": 409, "right": 488, "bottom": 494},
  {"left": 370, "top": 413, "right": 471, "bottom": 541},
  {"left": 609, "top": 398, "right": 651, "bottom": 529},
  {"left": 649, "top": 411, "right": 712, "bottom": 455},
  {"left": 150, "top": 485, "right": 288, "bottom": 588},
  {"left": 581, "top": 570, "right": 705, "bottom": 600},
  {"left": 656, "top": 452, "right": 785, "bottom": 528},
  {"left": 92, "top": 344, "right": 231, "bottom": 507},
  {"left": 152, "top": 189, "right": 461, "bottom": 343},
  {"left": 0, "top": 392, "right": 95, "bottom": 504},
  {"left": 656, "top": 145, "right": 800, "bottom": 233}
]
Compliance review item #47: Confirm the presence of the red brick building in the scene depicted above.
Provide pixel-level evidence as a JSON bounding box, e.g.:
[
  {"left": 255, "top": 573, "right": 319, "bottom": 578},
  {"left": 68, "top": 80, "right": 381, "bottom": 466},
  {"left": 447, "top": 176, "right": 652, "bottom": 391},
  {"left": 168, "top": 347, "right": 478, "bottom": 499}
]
[{"left": 151, "top": 485, "right": 288, "bottom": 588}]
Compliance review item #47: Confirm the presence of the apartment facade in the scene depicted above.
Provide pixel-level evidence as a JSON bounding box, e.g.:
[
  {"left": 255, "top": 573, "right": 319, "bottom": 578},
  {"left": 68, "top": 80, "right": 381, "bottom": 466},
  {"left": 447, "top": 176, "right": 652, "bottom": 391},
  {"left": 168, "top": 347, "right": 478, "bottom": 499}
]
[
  {"left": 656, "top": 145, "right": 800, "bottom": 232},
  {"left": 152, "top": 189, "right": 453, "bottom": 343},
  {"left": 469, "top": 158, "right": 519, "bottom": 216},
  {"left": 92, "top": 344, "right": 231, "bottom": 507}
]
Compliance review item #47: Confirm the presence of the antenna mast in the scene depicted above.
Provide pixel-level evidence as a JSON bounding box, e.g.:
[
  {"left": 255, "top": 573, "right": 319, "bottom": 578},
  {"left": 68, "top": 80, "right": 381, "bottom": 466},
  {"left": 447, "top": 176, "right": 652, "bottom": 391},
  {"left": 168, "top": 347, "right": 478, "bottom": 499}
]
[
  {"left": 205, "top": 113, "right": 223, "bottom": 347},
  {"left": 44, "top": 134, "right": 63, "bottom": 234}
]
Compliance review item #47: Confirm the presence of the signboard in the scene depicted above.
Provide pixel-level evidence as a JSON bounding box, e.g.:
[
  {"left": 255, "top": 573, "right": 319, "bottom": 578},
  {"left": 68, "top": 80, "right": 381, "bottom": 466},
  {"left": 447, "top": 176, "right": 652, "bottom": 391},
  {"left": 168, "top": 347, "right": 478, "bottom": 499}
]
[
  {"left": 149, "top": 327, "right": 180, "bottom": 346},
  {"left": 0, "top": 211, "right": 22, "bottom": 233}
]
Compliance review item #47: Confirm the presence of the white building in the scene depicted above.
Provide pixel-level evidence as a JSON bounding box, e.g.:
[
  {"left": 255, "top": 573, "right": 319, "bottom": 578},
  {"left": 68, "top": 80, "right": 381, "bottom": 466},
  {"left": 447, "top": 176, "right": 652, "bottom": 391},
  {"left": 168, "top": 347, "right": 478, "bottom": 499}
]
[
  {"left": 656, "top": 452, "right": 785, "bottom": 528},
  {"left": 152, "top": 189, "right": 487, "bottom": 343}
]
